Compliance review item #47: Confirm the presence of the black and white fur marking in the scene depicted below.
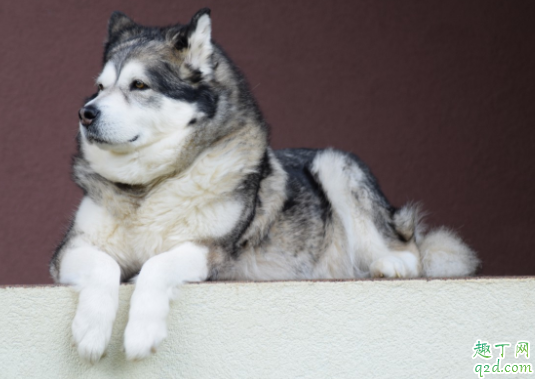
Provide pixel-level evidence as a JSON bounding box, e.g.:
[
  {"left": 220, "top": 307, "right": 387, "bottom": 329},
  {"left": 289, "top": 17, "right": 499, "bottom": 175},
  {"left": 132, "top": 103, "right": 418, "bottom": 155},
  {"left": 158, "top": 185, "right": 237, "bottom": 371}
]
[{"left": 50, "top": 9, "right": 480, "bottom": 362}]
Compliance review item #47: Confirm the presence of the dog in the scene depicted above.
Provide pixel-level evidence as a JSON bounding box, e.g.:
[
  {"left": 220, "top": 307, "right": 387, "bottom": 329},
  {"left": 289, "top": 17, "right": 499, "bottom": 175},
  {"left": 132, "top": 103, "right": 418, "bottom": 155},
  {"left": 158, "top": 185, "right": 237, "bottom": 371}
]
[{"left": 50, "top": 8, "right": 479, "bottom": 362}]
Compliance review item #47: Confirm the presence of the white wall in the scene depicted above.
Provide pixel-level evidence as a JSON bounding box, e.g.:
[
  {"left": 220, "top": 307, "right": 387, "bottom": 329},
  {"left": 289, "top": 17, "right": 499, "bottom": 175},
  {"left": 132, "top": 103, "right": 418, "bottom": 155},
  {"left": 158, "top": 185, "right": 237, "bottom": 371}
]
[{"left": 1, "top": 278, "right": 534, "bottom": 378}]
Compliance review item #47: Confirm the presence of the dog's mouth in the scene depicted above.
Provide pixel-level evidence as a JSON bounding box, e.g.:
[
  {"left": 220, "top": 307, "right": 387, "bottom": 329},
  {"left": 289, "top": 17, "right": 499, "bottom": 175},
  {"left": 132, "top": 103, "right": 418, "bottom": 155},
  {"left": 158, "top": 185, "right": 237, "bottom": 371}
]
[
  {"left": 85, "top": 134, "right": 110, "bottom": 145},
  {"left": 84, "top": 130, "right": 140, "bottom": 146}
]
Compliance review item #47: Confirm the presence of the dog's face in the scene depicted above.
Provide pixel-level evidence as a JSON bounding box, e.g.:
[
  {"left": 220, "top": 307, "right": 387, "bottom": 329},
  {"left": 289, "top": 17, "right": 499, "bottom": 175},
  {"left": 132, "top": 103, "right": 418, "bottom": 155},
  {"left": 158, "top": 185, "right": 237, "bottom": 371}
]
[
  {"left": 81, "top": 59, "right": 197, "bottom": 151},
  {"left": 80, "top": 9, "right": 218, "bottom": 183}
]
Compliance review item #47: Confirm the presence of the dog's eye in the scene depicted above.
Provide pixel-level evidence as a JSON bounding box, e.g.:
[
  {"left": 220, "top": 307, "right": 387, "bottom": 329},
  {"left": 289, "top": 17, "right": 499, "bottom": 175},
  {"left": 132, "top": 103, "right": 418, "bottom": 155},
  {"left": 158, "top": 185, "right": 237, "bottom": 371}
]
[
  {"left": 97, "top": 83, "right": 104, "bottom": 92},
  {"left": 132, "top": 80, "right": 148, "bottom": 90}
]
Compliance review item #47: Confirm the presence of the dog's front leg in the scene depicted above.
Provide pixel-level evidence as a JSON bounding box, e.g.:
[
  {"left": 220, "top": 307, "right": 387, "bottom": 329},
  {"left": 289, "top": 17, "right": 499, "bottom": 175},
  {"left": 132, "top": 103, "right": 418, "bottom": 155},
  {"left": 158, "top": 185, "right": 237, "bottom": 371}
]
[
  {"left": 59, "top": 242, "right": 121, "bottom": 363},
  {"left": 124, "top": 242, "right": 209, "bottom": 360}
]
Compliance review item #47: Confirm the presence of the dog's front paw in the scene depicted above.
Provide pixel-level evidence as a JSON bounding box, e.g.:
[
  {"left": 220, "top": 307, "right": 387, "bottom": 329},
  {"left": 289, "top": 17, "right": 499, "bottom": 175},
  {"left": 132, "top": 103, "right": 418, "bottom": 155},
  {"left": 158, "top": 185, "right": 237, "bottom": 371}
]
[
  {"left": 124, "top": 317, "right": 167, "bottom": 361},
  {"left": 72, "top": 306, "right": 115, "bottom": 363}
]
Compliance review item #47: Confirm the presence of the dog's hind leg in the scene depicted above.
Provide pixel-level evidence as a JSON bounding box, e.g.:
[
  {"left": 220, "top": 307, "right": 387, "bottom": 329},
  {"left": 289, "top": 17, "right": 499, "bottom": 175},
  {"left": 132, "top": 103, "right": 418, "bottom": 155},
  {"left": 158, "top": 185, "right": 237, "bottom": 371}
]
[
  {"left": 311, "top": 149, "right": 423, "bottom": 278},
  {"left": 369, "top": 204, "right": 423, "bottom": 278}
]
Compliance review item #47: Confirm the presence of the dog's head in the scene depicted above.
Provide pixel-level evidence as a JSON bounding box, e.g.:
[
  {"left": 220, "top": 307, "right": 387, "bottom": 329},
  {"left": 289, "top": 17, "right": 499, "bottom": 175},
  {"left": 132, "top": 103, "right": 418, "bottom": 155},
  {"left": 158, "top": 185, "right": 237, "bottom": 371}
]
[{"left": 79, "top": 9, "right": 222, "bottom": 183}]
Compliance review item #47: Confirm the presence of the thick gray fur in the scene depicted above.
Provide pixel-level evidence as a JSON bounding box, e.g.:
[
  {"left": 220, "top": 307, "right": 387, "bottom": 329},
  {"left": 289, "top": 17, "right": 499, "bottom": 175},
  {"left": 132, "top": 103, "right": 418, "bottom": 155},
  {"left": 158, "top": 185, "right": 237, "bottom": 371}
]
[{"left": 50, "top": 9, "right": 480, "bottom": 283}]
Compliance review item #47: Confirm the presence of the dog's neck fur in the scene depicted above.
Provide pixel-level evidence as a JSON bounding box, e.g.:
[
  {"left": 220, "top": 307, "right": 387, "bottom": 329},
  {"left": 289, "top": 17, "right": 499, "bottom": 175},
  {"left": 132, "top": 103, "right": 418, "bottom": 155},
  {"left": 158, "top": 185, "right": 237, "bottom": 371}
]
[{"left": 75, "top": 122, "right": 268, "bottom": 214}]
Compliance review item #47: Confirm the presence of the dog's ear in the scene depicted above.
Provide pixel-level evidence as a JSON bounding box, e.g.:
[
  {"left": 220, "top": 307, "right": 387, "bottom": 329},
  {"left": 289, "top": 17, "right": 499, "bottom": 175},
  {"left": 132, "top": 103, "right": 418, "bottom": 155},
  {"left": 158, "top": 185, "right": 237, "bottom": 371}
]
[
  {"left": 172, "top": 8, "right": 213, "bottom": 80},
  {"left": 107, "top": 11, "right": 137, "bottom": 41}
]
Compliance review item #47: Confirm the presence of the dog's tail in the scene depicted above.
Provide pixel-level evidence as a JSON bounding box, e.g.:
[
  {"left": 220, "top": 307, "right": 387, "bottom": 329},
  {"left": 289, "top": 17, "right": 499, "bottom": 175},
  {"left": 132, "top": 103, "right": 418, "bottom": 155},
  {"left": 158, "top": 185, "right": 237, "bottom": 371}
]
[{"left": 393, "top": 203, "right": 480, "bottom": 277}]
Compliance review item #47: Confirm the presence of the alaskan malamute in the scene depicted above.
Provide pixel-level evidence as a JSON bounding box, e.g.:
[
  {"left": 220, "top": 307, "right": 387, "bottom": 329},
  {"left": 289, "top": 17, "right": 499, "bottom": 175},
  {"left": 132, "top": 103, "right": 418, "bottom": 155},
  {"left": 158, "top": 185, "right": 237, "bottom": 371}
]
[{"left": 50, "top": 8, "right": 479, "bottom": 362}]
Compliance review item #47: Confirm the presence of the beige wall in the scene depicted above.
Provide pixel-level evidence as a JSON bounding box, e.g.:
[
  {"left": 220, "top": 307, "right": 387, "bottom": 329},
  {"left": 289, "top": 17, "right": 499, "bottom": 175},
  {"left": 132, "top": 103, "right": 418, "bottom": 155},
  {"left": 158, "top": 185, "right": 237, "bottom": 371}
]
[{"left": 1, "top": 278, "right": 534, "bottom": 378}]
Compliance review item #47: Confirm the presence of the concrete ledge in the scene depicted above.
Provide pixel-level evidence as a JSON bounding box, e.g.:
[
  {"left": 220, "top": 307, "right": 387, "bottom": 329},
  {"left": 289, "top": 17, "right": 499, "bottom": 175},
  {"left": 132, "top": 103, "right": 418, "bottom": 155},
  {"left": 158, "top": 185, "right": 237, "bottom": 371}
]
[{"left": 1, "top": 278, "right": 534, "bottom": 378}]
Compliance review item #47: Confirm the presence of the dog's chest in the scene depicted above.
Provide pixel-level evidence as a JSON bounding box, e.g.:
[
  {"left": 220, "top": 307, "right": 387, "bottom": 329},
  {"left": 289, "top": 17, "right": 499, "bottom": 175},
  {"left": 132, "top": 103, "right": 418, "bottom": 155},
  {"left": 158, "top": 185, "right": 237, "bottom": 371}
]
[{"left": 77, "top": 177, "right": 244, "bottom": 270}]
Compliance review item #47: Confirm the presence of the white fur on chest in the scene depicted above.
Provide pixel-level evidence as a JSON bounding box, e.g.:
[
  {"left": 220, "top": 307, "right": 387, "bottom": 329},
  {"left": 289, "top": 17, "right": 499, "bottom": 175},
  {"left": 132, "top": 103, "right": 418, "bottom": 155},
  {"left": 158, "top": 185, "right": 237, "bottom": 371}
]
[{"left": 74, "top": 148, "right": 252, "bottom": 272}]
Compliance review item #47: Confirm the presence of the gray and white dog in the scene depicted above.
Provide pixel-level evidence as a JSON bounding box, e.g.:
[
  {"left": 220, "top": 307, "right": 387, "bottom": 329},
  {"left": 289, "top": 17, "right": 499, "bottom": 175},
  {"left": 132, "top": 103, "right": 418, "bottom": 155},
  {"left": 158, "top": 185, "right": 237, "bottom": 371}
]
[{"left": 50, "top": 8, "right": 479, "bottom": 362}]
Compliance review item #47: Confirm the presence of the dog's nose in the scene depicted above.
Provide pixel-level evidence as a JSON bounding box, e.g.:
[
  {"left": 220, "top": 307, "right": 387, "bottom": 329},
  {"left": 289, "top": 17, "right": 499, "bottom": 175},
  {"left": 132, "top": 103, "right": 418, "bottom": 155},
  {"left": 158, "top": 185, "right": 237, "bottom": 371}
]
[{"left": 79, "top": 106, "right": 100, "bottom": 127}]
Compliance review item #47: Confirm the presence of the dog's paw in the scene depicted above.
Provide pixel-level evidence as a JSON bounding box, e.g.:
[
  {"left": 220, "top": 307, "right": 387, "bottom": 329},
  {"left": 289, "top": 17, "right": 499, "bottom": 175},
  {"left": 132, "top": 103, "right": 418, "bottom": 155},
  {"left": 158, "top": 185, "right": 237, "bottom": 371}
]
[
  {"left": 124, "top": 317, "right": 167, "bottom": 361},
  {"left": 72, "top": 306, "right": 115, "bottom": 363},
  {"left": 370, "top": 252, "right": 419, "bottom": 278}
]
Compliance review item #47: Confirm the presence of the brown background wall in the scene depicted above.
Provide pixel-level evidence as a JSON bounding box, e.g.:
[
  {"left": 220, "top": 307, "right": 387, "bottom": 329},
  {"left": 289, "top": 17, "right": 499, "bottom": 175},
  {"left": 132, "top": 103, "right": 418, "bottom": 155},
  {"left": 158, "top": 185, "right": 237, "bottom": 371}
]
[{"left": 1, "top": 0, "right": 534, "bottom": 284}]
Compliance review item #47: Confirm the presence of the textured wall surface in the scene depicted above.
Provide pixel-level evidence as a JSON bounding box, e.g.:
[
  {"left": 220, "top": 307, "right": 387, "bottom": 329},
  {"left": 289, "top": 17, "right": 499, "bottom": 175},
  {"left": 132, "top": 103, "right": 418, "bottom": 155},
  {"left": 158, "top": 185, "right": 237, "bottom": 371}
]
[
  {"left": 1, "top": 279, "right": 534, "bottom": 378},
  {"left": 1, "top": 0, "right": 535, "bottom": 283}
]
